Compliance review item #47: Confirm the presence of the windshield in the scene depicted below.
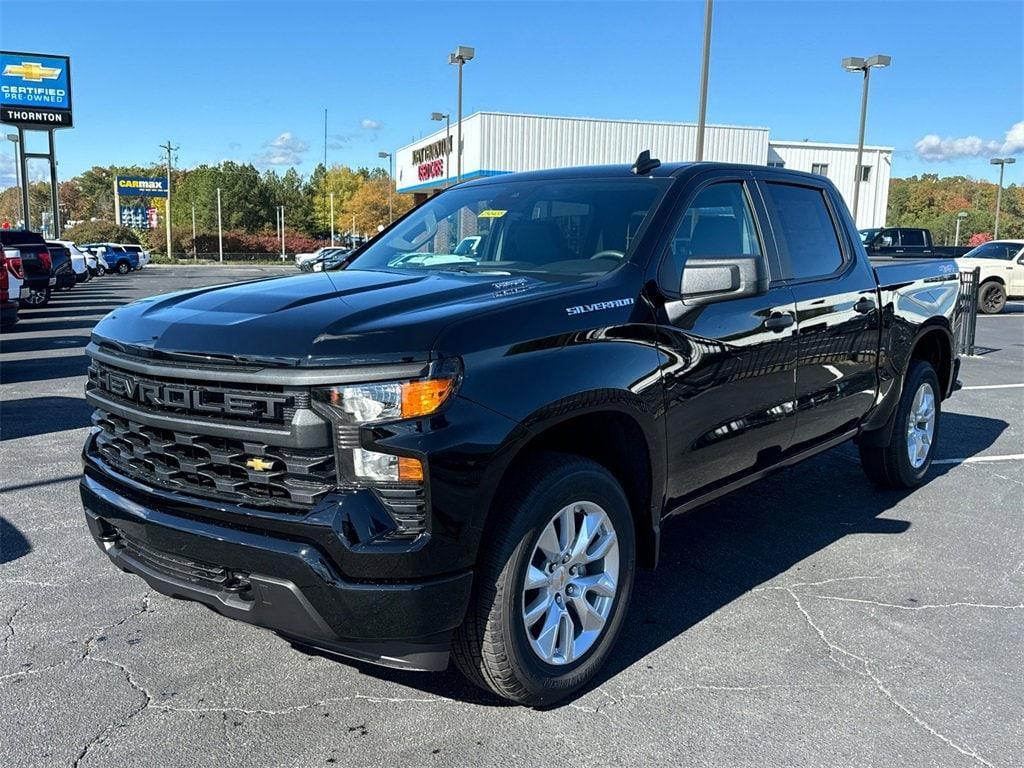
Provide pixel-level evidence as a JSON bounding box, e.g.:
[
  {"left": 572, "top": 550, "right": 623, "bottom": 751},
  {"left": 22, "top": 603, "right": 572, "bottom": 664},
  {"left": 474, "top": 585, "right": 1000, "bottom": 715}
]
[
  {"left": 343, "top": 177, "right": 672, "bottom": 279},
  {"left": 859, "top": 228, "right": 880, "bottom": 244},
  {"left": 963, "top": 242, "right": 1021, "bottom": 260}
]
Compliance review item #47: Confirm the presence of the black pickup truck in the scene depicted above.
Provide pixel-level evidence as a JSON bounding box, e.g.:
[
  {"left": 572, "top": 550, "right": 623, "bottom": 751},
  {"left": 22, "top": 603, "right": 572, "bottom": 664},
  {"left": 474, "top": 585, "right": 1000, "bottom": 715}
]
[
  {"left": 81, "top": 160, "right": 961, "bottom": 705},
  {"left": 861, "top": 226, "right": 971, "bottom": 259}
]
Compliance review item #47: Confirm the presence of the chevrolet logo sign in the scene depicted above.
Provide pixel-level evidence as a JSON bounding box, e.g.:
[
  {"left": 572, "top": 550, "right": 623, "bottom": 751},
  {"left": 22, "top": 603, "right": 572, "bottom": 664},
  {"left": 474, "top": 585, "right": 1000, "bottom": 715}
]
[
  {"left": 245, "top": 457, "right": 276, "bottom": 472},
  {"left": 3, "top": 61, "right": 62, "bottom": 83}
]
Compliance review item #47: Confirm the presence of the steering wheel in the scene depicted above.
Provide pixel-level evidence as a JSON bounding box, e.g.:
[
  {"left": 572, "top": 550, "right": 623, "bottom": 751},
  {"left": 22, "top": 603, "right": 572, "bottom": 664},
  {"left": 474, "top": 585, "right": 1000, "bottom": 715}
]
[{"left": 590, "top": 250, "right": 625, "bottom": 260}]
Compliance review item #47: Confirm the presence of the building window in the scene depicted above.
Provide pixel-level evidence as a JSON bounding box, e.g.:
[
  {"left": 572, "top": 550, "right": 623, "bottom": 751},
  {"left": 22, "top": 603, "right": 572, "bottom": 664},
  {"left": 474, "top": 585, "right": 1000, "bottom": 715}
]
[
  {"left": 768, "top": 160, "right": 785, "bottom": 168},
  {"left": 859, "top": 165, "right": 872, "bottom": 182},
  {"left": 811, "top": 163, "right": 829, "bottom": 177}
]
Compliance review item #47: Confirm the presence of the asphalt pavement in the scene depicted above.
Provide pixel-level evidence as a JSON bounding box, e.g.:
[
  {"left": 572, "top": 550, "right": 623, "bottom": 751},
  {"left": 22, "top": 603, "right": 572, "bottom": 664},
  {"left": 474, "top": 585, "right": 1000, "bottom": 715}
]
[{"left": 1, "top": 266, "right": 1021, "bottom": 767}]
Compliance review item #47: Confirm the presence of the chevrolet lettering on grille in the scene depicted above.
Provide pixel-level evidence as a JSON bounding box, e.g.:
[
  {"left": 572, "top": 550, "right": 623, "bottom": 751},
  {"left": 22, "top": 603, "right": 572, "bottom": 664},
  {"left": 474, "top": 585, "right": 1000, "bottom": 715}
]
[{"left": 91, "top": 365, "right": 292, "bottom": 419}]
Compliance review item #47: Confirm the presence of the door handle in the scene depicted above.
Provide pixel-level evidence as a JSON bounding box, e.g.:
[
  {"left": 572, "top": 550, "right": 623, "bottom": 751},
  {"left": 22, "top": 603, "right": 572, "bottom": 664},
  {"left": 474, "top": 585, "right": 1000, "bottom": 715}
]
[
  {"left": 764, "top": 312, "right": 795, "bottom": 331},
  {"left": 854, "top": 297, "right": 876, "bottom": 314}
]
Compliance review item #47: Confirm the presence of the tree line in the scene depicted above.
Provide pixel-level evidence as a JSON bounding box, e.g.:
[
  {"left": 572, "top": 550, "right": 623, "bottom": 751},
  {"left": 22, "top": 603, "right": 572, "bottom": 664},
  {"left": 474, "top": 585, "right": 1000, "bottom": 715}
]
[
  {"left": 0, "top": 161, "right": 415, "bottom": 256},
  {"left": 1, "top": 166, "right": 1019, "bottom": 254}
]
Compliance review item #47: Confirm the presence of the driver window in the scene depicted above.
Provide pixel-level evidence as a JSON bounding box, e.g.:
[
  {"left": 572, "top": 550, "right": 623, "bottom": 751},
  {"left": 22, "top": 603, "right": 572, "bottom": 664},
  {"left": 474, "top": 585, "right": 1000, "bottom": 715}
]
[{"left": 662, "top": 181, "right": 762, "bottom": 288}]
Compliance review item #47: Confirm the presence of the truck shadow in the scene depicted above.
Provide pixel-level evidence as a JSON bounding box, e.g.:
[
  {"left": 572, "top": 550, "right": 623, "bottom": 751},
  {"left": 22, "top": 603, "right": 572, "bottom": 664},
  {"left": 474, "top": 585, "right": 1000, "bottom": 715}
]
[
  {"left": 332, "top": 411, "right": 1007, "bottom": 707},
  {"left": 0, "top": 396, "right": 93, "bottom": 441},
  {"left": 0, "top": 517, "right": 31, "bottom": 564}
]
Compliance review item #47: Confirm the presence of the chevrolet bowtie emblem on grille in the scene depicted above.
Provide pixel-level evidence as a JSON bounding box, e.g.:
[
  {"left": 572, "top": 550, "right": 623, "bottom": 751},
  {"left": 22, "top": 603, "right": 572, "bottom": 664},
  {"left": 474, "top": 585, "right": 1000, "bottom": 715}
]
[
  {"left": 3, "top": 61, "right": 62, "bottom": 82},
  {"left": 245, "top": 457, "right": 276, "bottom": 472}
]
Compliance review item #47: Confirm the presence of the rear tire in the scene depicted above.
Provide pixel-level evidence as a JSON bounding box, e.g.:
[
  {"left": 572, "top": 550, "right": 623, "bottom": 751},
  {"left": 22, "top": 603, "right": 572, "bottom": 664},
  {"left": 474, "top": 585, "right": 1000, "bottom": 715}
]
[
  {"left": 22, "top": 286, "right": 51, "bottom": 309},
  {"left": 116, "top": 261, "right": 131, "bottom": 275},
  {"left": 858, "top": 359, "right": 940, "bottom": 489},
  {"left": 978, "top": 281, "right": 1006, "bottom": 314},
  {"left": 452, "top": 452, "right": 636, "bottom": 706}
]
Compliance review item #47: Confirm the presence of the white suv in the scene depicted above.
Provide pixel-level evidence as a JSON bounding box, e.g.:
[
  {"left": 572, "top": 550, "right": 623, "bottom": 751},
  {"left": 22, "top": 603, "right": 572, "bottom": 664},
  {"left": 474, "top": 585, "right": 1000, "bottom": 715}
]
[{"left": 957, "top": 240, "right": 1024, "bottom": 314}]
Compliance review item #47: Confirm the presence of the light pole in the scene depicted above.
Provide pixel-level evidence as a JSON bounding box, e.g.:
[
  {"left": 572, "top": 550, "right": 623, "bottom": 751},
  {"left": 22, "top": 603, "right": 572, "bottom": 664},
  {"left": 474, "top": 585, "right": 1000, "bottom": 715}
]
[
  {"left": 329, "top": 192, "right": 335, "bottom": 244},
  {"left": 991, "top": 157, "right": 1016, "bottom": 239},
  {"left": 842, "top": 54, "right": 891, "bottom": 223},
  {"left": 377, "top": 151, "right": 393, "bottom": 223},
  {"left": 191, "top": 202, "right": 197, "bottom": 260},
  {"left": 5, "top": 134, "right": 23, "bottom": 226},
  {"left": 448, "top": 45, "right": 474, "bottom": 184},
  {"left": 954, "top": 211, "right": 968, "bottom": 248},
  {"left": 695, "top": 0, "right": 713, "bottom": 161},
  {"left": 431, "top": 112, "right": 451, "bottom": 186}
]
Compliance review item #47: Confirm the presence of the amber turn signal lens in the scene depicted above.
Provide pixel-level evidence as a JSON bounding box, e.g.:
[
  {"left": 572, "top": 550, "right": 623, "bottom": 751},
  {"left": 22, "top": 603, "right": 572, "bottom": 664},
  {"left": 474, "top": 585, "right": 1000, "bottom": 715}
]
[
  {"left": 400, "top": 378, "right": 455, "bottom": 418},
  {"left": 398, "top": 456, "right": 424, "bottom": 482}
]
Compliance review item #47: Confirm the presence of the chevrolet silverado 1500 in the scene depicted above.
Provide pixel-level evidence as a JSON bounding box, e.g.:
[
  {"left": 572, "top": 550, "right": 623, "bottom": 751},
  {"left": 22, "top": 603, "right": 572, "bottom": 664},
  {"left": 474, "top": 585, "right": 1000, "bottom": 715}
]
[{"left": 81, "top": 159, "right": 961, "bottom": 705}]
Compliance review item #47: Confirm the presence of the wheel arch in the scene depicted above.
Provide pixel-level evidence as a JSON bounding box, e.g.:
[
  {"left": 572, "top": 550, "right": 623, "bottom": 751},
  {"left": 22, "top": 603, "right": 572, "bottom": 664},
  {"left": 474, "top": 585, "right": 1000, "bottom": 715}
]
[{"left": 475, "top": 392, "right": 664, "bottom": 571}]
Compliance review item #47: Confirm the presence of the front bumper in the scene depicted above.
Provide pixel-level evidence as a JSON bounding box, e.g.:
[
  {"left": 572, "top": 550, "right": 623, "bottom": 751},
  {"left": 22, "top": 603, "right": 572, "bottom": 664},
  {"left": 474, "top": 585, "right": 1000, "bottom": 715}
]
[{"left": 80, "top": 469, "right": 473, "bottom": 671}]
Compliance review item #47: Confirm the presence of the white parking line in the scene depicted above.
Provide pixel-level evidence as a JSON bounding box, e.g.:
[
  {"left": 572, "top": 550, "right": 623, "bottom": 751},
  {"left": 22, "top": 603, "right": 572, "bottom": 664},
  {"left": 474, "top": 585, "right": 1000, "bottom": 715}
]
[
  {"left": 933, "top": 454, "right": 1024, "bottom": 465},
  {"left": 960, "top": 383, "right": 1024, "bottom": 390}
]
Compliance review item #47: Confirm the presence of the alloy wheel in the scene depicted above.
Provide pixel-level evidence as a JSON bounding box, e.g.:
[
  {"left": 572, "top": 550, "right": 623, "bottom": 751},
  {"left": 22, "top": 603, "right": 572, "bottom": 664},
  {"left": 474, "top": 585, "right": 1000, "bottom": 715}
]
[
  {"left": 521, "top": 501, "right": 619, "bottom": 666},
  {"left": 906, "top": 381, "right": 936, "bottom": 469}
]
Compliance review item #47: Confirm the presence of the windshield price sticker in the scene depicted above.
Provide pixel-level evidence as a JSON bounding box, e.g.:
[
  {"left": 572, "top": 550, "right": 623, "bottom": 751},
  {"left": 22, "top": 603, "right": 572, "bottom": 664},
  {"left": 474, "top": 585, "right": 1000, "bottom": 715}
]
[{"left": 478, "top": 209, "right": 507, "bottom": 218}]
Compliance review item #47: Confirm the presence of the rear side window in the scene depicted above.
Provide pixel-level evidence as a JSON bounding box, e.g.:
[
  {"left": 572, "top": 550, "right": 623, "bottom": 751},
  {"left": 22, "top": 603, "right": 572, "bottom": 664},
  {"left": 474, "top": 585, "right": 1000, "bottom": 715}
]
[
  {"left": 761, "top": 182, "right": 845, "bottom": 281},
  {"left": 900, "top": 229, "right": 925, "bottom": 246}
]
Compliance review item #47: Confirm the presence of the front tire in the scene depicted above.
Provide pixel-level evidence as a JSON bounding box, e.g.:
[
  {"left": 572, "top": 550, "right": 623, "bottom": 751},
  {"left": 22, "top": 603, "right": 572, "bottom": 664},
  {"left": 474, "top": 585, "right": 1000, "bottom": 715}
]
[
  {"left": 978, "top": 281, "right": 1006, "bottom": 314},
  {"left": 452, "top": 453, "right": 635, "bottom": 706},
  {"left": 859, "top": 359, "right": 940, "bottom": 489}
]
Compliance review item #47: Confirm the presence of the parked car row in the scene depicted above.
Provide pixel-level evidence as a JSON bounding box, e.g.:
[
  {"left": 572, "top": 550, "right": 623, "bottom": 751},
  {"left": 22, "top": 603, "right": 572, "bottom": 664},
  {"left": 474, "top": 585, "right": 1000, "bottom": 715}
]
[{"left": 0, "top": 230, "right": 151, "bottom": 329}]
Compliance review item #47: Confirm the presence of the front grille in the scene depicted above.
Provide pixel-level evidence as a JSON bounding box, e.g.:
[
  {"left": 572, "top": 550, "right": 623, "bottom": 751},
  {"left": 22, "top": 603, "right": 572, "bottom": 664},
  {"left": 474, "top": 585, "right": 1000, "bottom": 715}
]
[
  {"left": 92, "top": 408, "right": 335, "bottom": 510},
  {"left": 87, "top": 359, "right": 305, "bottom": 426},
  {"left": 116, "top": 529, "right": 250, "bottom": 594}
]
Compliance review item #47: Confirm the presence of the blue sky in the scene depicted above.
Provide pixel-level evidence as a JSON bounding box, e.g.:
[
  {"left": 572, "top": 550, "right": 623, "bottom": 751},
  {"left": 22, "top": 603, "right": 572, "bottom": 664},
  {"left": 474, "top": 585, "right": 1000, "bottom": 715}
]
[{"left": 1, "top": 0, "right": 1021, "bottom": 187}]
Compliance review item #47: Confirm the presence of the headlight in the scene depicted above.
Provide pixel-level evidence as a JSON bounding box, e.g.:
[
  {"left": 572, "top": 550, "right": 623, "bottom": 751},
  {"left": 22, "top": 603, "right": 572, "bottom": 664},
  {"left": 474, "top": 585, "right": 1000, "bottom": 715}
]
[{"left": 311, "top": 360, "right": 460, "bottom": 485}]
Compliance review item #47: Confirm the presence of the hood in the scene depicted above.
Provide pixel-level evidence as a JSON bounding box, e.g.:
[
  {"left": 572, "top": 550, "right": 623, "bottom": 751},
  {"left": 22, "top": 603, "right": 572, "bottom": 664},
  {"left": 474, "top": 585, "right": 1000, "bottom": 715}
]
[{"left": 92, "top": 269, "right": 584, "bottom": 367}]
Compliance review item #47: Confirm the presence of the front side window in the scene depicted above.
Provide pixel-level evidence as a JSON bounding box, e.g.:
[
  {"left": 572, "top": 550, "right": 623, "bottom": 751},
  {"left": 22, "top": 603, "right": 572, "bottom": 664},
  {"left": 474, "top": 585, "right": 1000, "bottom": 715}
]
[
  {"left": 343, "top": 178, "right": 671, "bottom": 280},
  {"left": 661, "top": 181, "right": 763, "bottom": 289},
  {"left": 762, "top": 182, "right": 845, "bottom": 281}
]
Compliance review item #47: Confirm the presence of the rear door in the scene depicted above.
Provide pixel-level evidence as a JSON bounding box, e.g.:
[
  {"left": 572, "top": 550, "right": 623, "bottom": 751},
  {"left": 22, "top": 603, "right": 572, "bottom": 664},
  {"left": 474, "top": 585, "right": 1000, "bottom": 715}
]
[
  {"left": 652, "top": 171, "right": 798, "bottom": 506},
  {"left": 755, "top": 174, "right": 881, "bottom": 451}
]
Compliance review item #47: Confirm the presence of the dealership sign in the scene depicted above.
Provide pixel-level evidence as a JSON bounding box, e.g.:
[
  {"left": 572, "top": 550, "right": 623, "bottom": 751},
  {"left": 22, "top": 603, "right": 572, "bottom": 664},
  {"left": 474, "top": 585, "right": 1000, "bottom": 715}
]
[
  {"left": 0, "top": 51, "right": 73, "bottom": 127},
  {"left": 116, "top": 176, "right": 168, "bottom": 197},
  {"left": 419, "top": 158, "right": 445, "bottom": 181}
]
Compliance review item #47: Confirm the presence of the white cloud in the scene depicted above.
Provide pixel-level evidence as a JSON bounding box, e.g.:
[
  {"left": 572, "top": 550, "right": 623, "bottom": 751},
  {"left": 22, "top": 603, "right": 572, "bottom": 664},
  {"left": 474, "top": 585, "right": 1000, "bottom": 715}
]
[
  {"left": 253, "top": 131, "right": 309, "bottom": 166},
  {"left": 915, "top": 121, "right": 1024, "bottom": 161},
  {"left": 360, "top": 119, "right": 382, "bottom": 131}
]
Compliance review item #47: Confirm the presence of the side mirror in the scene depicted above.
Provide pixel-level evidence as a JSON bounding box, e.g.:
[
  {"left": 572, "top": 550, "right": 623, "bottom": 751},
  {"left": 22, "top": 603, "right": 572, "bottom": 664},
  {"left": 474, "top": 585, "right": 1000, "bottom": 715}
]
[{"left": 681, "top": 257, "right": 766, "bottom": 306}]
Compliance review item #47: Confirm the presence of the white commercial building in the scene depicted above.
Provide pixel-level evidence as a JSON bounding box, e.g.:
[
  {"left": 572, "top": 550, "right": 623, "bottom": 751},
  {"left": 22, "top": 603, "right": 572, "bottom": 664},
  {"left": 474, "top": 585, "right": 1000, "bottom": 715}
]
[{"left": 395, "top": 112, "right": 892, "bottom": 228}]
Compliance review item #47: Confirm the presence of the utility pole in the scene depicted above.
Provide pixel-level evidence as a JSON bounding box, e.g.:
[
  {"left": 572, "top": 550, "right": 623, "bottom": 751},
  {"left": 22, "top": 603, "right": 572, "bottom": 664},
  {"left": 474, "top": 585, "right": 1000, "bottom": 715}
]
[
  {"left": 323, "top": 108, "right": 329, "bottom": 239},
  {"left": 191, "top": 202, "right": 197, "bottom": 260},
  {"left": 216, "top": 187, "right": 223, "bottom": 262},
  {"left": 352, "top": 213, "right": 356, "bottom": 247},
  {"left": 695, "top": 0, "right": 713, "bottom": 161},
  {"left": 330, "top": 192, "right": 335, "bottom": 244},
  {"left": 159, "top": 140, "right": 178, "bottom": 258}
]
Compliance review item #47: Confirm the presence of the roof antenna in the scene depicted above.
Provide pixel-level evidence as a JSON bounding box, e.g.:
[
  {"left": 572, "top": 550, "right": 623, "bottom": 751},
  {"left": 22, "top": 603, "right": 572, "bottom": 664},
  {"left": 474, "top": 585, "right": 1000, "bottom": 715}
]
[{"left": 631, "top": 149, "right": 661, "bottom": 175}]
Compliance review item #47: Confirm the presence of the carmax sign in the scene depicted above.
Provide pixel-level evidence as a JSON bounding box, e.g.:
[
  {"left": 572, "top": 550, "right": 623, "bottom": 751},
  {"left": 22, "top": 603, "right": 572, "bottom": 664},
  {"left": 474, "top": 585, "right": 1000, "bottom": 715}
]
[
  {"left": 0, "top": 51, "right": 73, "bottom": 128},
  {"left": 116, "top": 176, "right": 169, "bottom": 197}
]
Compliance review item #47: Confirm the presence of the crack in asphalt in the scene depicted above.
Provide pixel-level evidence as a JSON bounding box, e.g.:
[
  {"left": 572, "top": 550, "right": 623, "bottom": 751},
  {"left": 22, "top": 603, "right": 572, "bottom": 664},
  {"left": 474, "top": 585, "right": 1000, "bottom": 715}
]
[
  {"left": 72, "top": 593, "right": 153, "bottom": 768},
  {"left": 3, "top": 602, "right": 27, "bottom": 656},
  {"left": 809, "top": 595, "right": 1024, "bottom": 611},
  {"left": 778, "top": 584, "right": 997, "bottom": 768}
]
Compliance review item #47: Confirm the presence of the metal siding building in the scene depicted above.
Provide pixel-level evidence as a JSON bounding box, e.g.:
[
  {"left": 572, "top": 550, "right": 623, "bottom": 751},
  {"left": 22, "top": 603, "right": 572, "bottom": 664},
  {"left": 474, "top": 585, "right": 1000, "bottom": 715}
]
[{"left": 395, "top": 112, "right": 892, "bottom": 228}]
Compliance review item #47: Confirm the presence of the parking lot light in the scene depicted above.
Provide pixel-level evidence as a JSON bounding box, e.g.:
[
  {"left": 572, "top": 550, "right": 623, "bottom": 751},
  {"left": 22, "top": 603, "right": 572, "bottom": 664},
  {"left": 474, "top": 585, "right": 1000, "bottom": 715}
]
[
  {"left": 448, "top": 46, "right": 474, "bottom": 184},
  {"left": 842, "top": 53, "right": 891, "bottom": 223},
  {"left": 990, "top": 157, "right": 1016, "bottom": 239}
]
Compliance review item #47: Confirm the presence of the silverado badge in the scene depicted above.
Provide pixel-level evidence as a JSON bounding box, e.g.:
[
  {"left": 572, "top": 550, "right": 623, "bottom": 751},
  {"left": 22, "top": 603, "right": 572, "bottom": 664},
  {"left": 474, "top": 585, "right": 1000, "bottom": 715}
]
[{"left": 245, "top": 457, "right": 276, "bottom": 472}]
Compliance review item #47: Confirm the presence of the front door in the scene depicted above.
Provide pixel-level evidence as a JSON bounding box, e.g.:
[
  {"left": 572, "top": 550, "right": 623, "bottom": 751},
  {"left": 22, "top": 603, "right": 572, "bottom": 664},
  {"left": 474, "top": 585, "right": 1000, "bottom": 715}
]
[
  {"left": 755, "top": 175, "right": 881, "bottom": 451},
  {"left": 650, "top": 172, "right": 798, "bottom": 508}
]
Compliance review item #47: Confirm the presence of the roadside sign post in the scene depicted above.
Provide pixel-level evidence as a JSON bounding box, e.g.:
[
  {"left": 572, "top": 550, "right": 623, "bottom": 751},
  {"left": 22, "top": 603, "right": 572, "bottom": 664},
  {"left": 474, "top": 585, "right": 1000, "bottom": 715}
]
[{"left": 1, "top": 51, "right": 74, "bottom": 236}]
